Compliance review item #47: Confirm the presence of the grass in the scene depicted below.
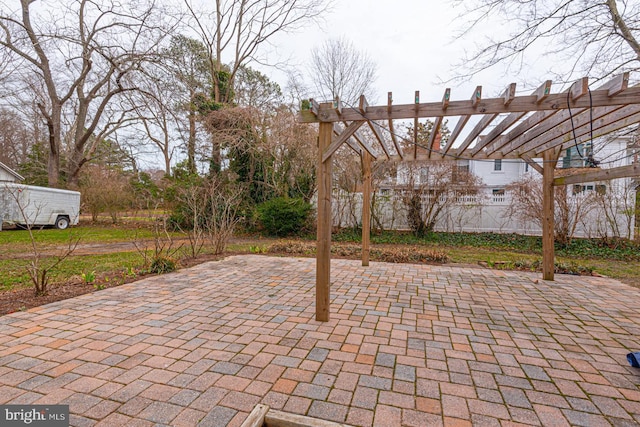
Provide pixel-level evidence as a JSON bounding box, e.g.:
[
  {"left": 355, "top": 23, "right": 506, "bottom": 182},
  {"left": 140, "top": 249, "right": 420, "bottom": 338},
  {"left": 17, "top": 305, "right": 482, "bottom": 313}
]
[
  {"left": 0, "top": 223, "right": 183, "bottom": 257},
  {"left": 0, "top": 251, "right": 143, "bottom": 292},
  {"left": 1, "top": 223, "right": 639, "bottom": 296},
  {"left": 332, "top": 228, "right": 640, "bottom": 260}
]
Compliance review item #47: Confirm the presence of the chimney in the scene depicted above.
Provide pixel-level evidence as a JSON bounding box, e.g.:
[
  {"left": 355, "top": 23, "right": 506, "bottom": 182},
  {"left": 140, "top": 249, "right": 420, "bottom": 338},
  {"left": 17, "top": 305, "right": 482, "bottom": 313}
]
[{"left": 433, "top": 132, "right": 442, "bottom": 151}]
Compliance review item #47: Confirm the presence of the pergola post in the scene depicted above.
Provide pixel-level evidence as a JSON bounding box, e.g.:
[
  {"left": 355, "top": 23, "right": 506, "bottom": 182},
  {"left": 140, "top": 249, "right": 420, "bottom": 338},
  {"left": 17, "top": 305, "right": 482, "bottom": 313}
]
[
  {"left": 316, "top": 120, "right": 333, "bottom": 321},
  {"left": 542, "top": 149, "right": 555, "bottom": 280},
  {"left": 361, "top": 152, "right": 372, "bottom": 266}
]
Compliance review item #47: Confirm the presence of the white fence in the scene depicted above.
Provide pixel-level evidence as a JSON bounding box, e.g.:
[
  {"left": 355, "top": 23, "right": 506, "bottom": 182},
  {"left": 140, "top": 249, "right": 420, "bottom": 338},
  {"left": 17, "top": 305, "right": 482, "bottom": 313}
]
[{"left": 331, "top": 190, "right": 636, "bottom": 239}]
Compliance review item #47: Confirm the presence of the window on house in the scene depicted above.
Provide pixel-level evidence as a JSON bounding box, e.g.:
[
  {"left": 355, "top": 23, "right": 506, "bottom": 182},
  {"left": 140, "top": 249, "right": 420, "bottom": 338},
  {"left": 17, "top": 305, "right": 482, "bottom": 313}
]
[
  {"left": 419, "top": 166, "right": 428, "bottom": 184},
  {"left": 452, "top": 160, "right": 470, "bottom": 183},
  {"left": 573, "top": 184, "right": 604, "bottom": 195},
  {"left": 563, "top": 144, "right": 590, "bottom": 169},
  {"left": 494, "top": 159, "right": 502, "bottom": 171}
]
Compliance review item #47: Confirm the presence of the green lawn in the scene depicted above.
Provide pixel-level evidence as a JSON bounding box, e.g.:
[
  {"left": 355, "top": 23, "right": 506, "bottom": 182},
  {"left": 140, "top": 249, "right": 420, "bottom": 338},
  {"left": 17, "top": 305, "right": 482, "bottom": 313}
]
[
  {"left": 1, "top": 224, "right": 639, "bottom": 295},
  {"left": 0, "top": 252, "right": 142, "bottom": 292}
]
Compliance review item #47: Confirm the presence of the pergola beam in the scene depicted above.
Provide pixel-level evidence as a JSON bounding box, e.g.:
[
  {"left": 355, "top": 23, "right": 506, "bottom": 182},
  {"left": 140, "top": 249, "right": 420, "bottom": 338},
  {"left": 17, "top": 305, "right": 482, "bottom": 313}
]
[
  {"left": 333, "top": 124, "right": 363, "bottom": 156},
  {"left": 316, "top": 119, "right": 333, "bottom": 321},
  {"left": 388, "top": 92, "right": 404, "bottom": 159},
  {"left": 428, "top": 116, "right": 443, "bottom": 159},
  {"left": 414, "top": 91, "right": 420, "bottom": 158},
  {"left": 299, "top": 86, "right": 640, "bottom": 123},
  {"left": 443, "top": 87, "right": 482, "bottom": 155},
  {"left": 532, "top": 105, "right": 640, "bottom": 156},
  {"left": 322, "top": 121, "right": 365, "bottom": 163},
  {"left": 484, "top": 78, "right": 589, "bottom": 156},
  {"left": 361, "top": 152, "right": 372, "bottom": 266},
  {"left": 351, "top": 128, "right": 380, "bottom": 160},
  {"left": 456, "top": 113, "right": 497, "bottom": 157},
  {"left": 554, "top": 163, "right": 640, "bottom": 185},
  {"left": 508, "top": 103, "right": 623, "bottom": 156},
  {"left": 542, "top": 149, "right": 556, "bottom": 281},
  {"left": 521, "top": 154, "right": 543, "bottom": 174},
  {"left": 502, "top": 75, "right": 631, "bottom": 156},
  {"left": 471, "top": 80, "right": 553, "bottom": 157}
]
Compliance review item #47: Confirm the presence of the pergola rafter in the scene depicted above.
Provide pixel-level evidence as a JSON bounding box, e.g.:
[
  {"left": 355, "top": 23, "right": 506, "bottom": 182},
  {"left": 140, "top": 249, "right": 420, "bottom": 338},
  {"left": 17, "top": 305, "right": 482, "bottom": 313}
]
[{"left": 301, "top": 74, "right": 640, "bottom": 322}]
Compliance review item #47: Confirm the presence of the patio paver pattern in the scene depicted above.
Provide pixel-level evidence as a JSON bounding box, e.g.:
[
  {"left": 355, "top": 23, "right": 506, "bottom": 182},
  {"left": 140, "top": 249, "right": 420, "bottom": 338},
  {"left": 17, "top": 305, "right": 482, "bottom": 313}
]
[{"left": 1, "top": 255, "right": 640, "bottom": 426}]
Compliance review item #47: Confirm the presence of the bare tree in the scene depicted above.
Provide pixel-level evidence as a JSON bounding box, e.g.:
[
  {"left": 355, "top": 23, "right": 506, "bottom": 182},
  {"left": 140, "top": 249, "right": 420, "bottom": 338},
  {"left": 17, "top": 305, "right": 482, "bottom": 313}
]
[
  {"left": 310, "top": 37, "right": 378, "bottom": 104},
  {"left": 0, "top": 0, "right": 176, "bottom": 187},
  {"left": 455, "top": 0, "right": 640, "bottom": 81},
  {"left": 203, "top": 174, "right": 244, "bottom": 255},
  {"left": 399, "top": 160, "right": 482, "bottom": 236},
  {"left": 506, "top": 175, "right": 595, "bottom": 245},
  {"left": 181, "top": 0, "right": 328, "bottom": 172},
  {"left": 183, "top": 0, "right": 328, "bottom": 104},
  {"left": 129, "top": 65, "right": 184, "bottom": 176},
  {"left": 174, "top": 183, "right": 207, "bottom": 258},
  {"left": 163, "top": 34, "right": 211, "bottom": 174},
  {"left": 261, "top": 105, "right": 317, "bottom": 201},
  {"left": 591, "top": 179, "right": 637, "bottom": 239},
  {"left": 79, "top": 164, "right": 133, "bottom": 223},
  {"left": 0, "top": 108, "right": 32, "bottom": 168}
]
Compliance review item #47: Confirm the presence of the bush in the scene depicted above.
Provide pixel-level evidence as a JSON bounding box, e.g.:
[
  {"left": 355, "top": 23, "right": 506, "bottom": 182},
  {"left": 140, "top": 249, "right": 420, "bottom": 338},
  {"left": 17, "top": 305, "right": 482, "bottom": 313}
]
[
  {"left": 266, "top": 241, "right": 449, "bottom": 264},
  {"left": 149, "top": 256, "right": 176, "bottom": 274},
  {"left": 257, "top": 197, "right": 312, "bottom": 236}
]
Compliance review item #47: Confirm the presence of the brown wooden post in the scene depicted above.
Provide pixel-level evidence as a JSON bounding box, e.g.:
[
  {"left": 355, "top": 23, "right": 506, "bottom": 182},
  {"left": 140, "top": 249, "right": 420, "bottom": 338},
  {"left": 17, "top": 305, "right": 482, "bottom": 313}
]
[
  {"left": 542, "top": 149, "right": 555, "bottom": 281},
  {"left": 361, "top": 152, "right": 372, "bottom": 266},
  {"left": 316, "top": 120, "right": 333, "bottom": 321}
]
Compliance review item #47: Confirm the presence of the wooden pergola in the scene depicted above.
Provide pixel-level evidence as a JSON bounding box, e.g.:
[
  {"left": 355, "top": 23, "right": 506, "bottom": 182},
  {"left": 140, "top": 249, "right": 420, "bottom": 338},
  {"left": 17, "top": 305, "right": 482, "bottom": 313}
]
[{"left": 299, "top": 74, "right": 640, "bottom": 322}]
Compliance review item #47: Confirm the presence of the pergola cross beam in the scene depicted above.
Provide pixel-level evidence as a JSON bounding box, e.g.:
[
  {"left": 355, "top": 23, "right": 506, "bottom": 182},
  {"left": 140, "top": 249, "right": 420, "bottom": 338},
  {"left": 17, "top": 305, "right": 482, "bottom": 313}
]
[{"left": 300, "top": 86, "right": 640, "bottom": 123}]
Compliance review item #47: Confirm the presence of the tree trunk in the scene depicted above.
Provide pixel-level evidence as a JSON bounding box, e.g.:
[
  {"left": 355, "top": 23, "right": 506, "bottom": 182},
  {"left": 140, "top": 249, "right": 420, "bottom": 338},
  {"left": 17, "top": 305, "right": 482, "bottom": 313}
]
[
  {"left": 188, "top": 108, "right": 197, "bottom": 174},
  {"left": 46, "top": 116, "right": 60, "bottom": 187}
]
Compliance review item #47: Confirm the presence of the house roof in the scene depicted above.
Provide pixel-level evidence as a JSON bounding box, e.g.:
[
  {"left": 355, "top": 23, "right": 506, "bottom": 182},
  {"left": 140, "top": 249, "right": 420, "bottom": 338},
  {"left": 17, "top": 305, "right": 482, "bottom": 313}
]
[{"left": 0, "top": 161, "right": 24, "bottom": 182}]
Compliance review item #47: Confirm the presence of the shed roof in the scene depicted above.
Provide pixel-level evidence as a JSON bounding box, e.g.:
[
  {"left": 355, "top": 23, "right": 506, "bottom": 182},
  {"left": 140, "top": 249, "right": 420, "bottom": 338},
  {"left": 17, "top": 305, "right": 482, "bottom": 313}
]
[{"left": 0, "top": 161, "right": 24, "bottom": 182}]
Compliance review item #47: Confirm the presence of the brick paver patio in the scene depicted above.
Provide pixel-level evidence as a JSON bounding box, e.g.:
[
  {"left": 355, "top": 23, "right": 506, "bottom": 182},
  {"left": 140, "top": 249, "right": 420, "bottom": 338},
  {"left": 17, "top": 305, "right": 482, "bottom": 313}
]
[{"left": 1, "top": 255, "right": 640, "bottom": 426}]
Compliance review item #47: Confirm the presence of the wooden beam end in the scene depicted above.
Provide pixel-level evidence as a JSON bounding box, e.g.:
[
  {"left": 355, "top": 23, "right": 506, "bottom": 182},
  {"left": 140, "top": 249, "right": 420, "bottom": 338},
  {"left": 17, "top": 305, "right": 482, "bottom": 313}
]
[
  {"left": 442, "top": 88, "right": 451, "bottom": 110},
  {"left": 333, "top": 96, "right": 342, "bottom": 115},
  {"left": 570, "top": 77, "right": 589, "bottom": 101},
  {"left": 535, "top": 80, "right": 553, "bottom": 103},
  {"left": 471, "top": 85, "right": 482, "bottom": 108},
  {"left": 359, "top": 95, "right": 368, "bottom": 114},
  {"left": 607, "top": 72, "right": 630, "bottom": 97},
  {"left": 503, "top": 83, "right": 516, "bottom": 106}
]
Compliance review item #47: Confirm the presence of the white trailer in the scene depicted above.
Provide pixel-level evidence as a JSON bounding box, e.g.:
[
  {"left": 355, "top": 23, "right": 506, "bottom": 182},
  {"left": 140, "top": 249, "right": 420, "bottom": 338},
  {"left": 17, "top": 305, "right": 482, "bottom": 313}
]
[{"left": 0, "top": 184, "right": 81, "bottom": 230}]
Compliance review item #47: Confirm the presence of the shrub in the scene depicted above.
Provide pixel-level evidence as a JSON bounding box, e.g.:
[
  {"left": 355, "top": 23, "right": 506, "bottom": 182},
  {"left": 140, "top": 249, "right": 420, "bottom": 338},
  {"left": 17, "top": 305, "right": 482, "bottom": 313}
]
[
  {"left": 266, "top": 241, "right": 449, "bottom": 264},
  {"left": 149, "top": 256, "right": 177, "bottom": 274},
  {"left": 257, "top": 197, "right": 312, "bottom": 236}
]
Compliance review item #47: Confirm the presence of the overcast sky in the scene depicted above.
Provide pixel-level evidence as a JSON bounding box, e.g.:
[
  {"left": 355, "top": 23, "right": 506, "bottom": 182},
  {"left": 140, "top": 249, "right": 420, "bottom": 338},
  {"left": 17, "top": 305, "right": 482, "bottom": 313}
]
[{"left": 264, "top": 0, "right": 543, "bottom": 106}]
